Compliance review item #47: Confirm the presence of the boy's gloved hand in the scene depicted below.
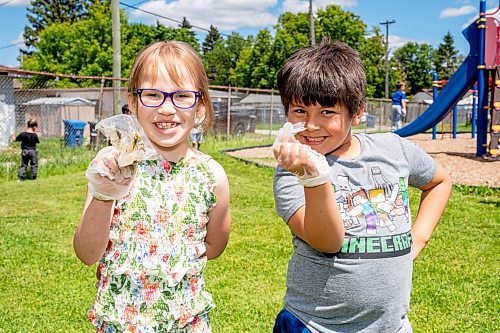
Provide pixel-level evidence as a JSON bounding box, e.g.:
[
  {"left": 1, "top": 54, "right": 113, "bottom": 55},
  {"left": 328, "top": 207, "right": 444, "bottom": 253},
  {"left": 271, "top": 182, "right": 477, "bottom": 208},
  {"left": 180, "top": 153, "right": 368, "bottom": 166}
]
[
  {"left": 85, "top": 146, "right": 136, "bottom": 201},
  {"left": 273, "top": 122, "right": 331, "bottom": 187},
  {"left": 401, "top": 108, "right": 407, "bottom": 117}
]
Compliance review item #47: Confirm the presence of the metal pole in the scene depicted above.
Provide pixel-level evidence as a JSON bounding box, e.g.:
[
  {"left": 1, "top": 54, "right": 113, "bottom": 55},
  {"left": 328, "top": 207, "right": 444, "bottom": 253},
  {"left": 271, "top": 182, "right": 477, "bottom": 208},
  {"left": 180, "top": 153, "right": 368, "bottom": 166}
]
[
  {"left": 112, "top": 0, "right": 121, "bottom": 115},
  {"left": 309, "top": 0, "right": 315, "bottom": 46},
  {"left": 476, "top": 0, "right": 487, "bottom": 156},
  {"left": 380, "top": 20, "right": 395, "bottom": 99},
  {"left": 432, "top": 72, "right": 438, "bottom": 140},
  {"left": 452, "top": 105, "right": 458, "bottom": 139},
  {"left": 471, "top": 83, "right": 477, "bottom": 138},
  {"left": 226, "top": 86, "right": 232, "bottom": 140},
  {"left": 270, "top": 91, "right": 274, "bottom": 137}
]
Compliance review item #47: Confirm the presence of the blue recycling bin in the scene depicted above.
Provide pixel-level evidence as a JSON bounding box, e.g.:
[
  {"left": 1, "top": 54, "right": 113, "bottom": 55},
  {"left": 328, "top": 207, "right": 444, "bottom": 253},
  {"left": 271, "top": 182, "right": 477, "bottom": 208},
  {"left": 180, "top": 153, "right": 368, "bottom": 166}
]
[
  {"left": 366, "top": 115, "right": 377, "bottom": 128},
  {"left": 63, "top": 120, "right": 87, "bottom": 147}
]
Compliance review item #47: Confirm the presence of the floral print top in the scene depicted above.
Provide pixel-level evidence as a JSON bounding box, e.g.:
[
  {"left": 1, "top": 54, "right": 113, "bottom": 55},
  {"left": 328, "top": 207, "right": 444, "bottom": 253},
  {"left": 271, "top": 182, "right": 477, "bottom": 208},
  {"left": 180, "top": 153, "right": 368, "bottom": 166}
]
[{"left": 88, "top": 155, "right": 217, "bottom": 332}]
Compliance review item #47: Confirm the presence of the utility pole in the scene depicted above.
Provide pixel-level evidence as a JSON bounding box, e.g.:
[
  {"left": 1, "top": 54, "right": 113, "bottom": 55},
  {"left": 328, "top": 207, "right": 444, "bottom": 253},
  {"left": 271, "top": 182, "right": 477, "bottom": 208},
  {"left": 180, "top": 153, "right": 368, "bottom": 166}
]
[
  {"left": 380, "top": 19, "right": 395, "bottom": 99},
  {"left": 309, "top": 0, "right": 315, "bottom": 46},
  {"left": 112, "top": 0, "right": 121, "bottom": 114}
]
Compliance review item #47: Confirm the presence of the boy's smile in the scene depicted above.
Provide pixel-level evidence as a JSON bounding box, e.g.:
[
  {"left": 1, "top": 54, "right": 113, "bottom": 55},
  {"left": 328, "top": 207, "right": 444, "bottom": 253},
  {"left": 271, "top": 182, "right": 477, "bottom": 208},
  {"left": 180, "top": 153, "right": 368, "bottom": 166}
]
[{"left": 288, "top": 102, "right": 362, "bottom": 157}]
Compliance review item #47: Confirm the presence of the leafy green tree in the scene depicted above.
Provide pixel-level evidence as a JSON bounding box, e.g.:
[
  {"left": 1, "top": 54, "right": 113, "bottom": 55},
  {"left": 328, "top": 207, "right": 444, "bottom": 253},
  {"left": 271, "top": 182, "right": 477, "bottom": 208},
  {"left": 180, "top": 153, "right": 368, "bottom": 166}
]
[
  {"left": 316, "top": 5, "right": 366, "bottom": 48},
  {"left": 271, "top": 11, "right": 311, "bottom": 76},
  {"left": 203, "top": 32, "right": 249, "bottom": 85},
  {"left": 232, "top": 29, "right": 274, "bottom": 88},
  {"left": 202, "top": 25, "right": 221, "bottom": 54},
  {"left": 22, "top": 1, "right": 113, "bottom": 87},
  {"left": 433, "top": 32, "right": 461, "bottom": 80},
  {"left": 203, "top": 39, "right": 231, "bottom": 85},
  {"left": 393, "top": 42, "right": 435, "bottom": 95},
  {"left": 22, "top": 1, "right": 202, "bottom": 87},
  {"left": 177, "top": 17, "right": 199, "bottom": 51},
  {"left": 179, "top": 17, "right": 191, "bottom": 29},
  {"left": 358, "top": 27, "right": 387, "bottom": 98},
  {"left": 23, "top": 0, "right": 93, "bottom": 52}
]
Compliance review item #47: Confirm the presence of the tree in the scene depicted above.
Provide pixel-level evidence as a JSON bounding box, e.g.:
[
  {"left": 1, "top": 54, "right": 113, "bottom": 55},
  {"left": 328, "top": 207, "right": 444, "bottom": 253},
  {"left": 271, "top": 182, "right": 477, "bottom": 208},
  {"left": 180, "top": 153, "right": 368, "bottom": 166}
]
[
  {"left": 179, "top": 17, "right": 192, "bottom": 29},
  {"left": 358, "top": 27, "right": 387, "bottom": 98},
  {"left": 23, "top": 0, "right": 93, "bottom": 52},
  {"left": 202, "top": 25, "right": 221, "bottom": 54},
  {"left": 393, "top": 42, "right": 435, "bottom": 95},
  {"left": 203, "top": 32, "right": 250, "bottom": 85},
  {"left": 22, "top": 1, "right": 113, "bottom": 86},
  {"left": 316, "top": 5, "right": 366, "bottom": 48},
  {"left": 433, "top": 32, "right": 461, "bottom": 80},
  {"left": 232, "top": 29, "right": 274, "bottom": 88}
]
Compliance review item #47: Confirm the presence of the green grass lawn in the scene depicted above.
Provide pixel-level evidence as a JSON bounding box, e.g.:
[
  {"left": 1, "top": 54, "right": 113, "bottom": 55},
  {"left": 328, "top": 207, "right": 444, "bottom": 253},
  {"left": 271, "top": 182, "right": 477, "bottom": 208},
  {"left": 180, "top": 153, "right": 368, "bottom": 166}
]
[{"left": 0, "top": 136, "right": 498, "bottom": 332}]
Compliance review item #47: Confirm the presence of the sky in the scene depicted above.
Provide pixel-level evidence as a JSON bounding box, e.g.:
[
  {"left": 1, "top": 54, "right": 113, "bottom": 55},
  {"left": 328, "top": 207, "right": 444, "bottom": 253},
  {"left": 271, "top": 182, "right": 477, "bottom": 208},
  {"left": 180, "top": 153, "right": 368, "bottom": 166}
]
[{"left": 0, "top": 0, "right": 498, "bottom": 68}]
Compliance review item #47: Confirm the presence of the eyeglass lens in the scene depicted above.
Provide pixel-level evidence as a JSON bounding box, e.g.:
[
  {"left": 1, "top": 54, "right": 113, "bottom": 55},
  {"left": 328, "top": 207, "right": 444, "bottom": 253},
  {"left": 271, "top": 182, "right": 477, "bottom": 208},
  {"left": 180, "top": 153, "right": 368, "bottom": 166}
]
[{"left": 140, "top": 89, "right": 197, "bottom": 108}]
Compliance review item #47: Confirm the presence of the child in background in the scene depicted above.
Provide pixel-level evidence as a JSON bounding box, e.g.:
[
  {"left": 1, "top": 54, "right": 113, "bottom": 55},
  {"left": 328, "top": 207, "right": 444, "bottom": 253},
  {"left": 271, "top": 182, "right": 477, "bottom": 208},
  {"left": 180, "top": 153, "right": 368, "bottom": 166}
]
[
  {"left": 122, "top": 104, "right": 132, "bottom": 115},
  {"left": 73, "top": 41, "right": 231, "bottom": 332},
  {"left": 272, "top": 39, "right": 452, "bottom": 332},
  {"left": 190, "top": 124, "right": 203, "bottom": 150},
  {"left": 15, "top": 118, "right": 40, "bottom": 182}
]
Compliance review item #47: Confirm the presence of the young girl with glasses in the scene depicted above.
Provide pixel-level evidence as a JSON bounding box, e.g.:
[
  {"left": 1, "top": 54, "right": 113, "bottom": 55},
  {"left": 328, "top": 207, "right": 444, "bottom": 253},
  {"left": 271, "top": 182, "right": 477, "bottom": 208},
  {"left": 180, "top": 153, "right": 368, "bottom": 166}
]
[{"left": 73, "top": 41, "right": 231, "bottom": 332}]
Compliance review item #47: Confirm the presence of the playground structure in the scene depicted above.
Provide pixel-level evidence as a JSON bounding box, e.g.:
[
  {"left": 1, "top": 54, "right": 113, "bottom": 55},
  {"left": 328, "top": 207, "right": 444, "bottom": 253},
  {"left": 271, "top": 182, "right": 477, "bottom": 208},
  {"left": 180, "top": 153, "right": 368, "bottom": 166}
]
[{"left": 395, "top": 0, "right": 500, "bottom": 159}]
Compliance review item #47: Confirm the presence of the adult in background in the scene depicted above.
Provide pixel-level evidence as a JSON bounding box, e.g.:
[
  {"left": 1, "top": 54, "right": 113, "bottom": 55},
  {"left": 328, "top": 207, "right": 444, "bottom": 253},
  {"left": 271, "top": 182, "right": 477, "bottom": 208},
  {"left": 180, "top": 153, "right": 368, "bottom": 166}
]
[
  {"left": 391, "top": 82, "right": 407, "bottom": 131},
  {"left": 15, "top": 118, "right": 40, "bottom": 182}
]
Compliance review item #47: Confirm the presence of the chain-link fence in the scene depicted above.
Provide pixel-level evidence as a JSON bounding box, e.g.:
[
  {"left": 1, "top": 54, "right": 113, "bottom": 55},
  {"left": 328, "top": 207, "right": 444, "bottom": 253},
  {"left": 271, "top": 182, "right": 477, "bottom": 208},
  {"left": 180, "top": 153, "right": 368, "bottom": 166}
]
[{"left": 2, "top": 66, "right": 471, "bottom": 182}]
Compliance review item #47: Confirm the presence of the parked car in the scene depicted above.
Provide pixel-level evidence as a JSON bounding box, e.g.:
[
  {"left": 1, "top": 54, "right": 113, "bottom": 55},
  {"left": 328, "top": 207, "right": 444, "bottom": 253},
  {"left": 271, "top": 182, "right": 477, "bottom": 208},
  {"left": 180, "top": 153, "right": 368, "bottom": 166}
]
[{"left": 211, "top": 103, "right": 256, "bottom": 136}]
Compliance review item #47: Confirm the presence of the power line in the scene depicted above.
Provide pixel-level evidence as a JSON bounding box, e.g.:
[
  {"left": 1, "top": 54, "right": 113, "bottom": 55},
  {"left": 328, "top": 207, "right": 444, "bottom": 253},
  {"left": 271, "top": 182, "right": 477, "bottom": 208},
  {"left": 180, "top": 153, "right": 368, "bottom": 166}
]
[
  {"left": 0, "top": 0, "right": 14, "bottom": 7},
  {"left": 119, "top": 2, "right": 233, "bottom": 37},
  {"left": 0, "top": 41, "right": 24, "bottom": 50}
]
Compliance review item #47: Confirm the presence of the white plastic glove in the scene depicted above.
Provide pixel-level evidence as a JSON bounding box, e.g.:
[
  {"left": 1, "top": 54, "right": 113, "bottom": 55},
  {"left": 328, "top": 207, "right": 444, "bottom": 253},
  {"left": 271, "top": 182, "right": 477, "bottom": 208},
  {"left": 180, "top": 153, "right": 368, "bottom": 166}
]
[
  {"left": 401, "top": 108, "right": 407, "bottom": 117},
  {"left": 96, "top": 115, "right": 157, "bottom": 167},
  {"left": 273, "top": 122, "right": 331, "bottom": 187},
  {"left": 85, "top": 115, "right": 156, "bottom": 201},
  {"left": 86, "top": 146, "right": 137, "bottom": 201}
]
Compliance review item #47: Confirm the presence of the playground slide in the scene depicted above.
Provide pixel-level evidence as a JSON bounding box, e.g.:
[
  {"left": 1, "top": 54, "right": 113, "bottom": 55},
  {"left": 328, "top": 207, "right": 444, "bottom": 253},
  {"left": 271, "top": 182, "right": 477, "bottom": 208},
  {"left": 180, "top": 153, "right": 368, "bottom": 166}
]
[{"left": 395, "top": 22, "right": 479, "bottom": 137}]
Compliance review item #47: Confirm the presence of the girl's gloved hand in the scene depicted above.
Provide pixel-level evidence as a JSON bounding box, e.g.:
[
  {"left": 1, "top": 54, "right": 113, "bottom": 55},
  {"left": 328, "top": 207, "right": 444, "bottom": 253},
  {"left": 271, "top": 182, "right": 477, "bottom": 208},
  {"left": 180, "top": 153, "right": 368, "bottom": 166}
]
[
  {"left": 85, "top": 146, "right": 136, "bottom": 201},
  {"left": 273, "top": 122, "right": 331, "bottom": 187}
]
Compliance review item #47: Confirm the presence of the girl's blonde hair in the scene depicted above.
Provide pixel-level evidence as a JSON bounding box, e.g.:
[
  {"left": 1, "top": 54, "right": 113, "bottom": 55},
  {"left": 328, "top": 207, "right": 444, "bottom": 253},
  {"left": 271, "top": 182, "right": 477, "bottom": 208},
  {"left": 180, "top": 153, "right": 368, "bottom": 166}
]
[{"left": 128, "top": 41, "right": 213, "bottom": 131}]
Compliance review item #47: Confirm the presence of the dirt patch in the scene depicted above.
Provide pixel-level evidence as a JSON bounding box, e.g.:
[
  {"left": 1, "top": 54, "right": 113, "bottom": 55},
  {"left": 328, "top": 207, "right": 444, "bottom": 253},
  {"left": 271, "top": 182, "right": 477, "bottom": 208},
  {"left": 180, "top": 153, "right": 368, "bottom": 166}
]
[{"left": 226, "top": 133, "right": 499, "bottom": 188}]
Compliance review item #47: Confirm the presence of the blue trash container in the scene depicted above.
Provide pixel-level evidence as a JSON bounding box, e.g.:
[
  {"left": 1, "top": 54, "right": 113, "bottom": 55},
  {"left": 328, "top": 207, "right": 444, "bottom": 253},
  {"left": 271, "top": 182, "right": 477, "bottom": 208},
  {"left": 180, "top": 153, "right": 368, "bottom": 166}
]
[
  {"left": 366, "top": 115, "right": 377, "bottom": 128},
  {"left": 63, "top": 120, "right": 87, "bottom": 147}
]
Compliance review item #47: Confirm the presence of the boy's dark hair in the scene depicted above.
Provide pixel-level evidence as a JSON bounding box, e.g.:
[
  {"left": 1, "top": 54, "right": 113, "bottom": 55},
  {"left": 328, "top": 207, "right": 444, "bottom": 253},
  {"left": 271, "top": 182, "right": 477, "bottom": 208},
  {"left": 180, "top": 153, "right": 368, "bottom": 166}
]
[
  {"left": 396, "top": 82, "right": 404, "bottom": 90},
  {"left": 27, "top": 118, "right": 37, "bottom": 128},
  {"left": 277, "top": 38, "right": 366, "bottom": 118}
]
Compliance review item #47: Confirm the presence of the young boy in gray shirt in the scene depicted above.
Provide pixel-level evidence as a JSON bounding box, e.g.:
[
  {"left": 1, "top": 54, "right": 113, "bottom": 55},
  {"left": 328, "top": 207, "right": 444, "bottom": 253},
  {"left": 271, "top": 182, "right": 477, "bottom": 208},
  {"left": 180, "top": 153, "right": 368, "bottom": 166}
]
[{"left": 272, "top": 39, "right": 452, "bottom": 332}]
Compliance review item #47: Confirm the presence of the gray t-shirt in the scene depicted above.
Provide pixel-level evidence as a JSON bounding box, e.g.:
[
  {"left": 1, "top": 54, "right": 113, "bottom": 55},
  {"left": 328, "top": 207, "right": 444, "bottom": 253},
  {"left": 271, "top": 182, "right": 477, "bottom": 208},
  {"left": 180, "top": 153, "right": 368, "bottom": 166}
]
[{"left": 273, "top": 133, "right": 436, "bottom": 333}]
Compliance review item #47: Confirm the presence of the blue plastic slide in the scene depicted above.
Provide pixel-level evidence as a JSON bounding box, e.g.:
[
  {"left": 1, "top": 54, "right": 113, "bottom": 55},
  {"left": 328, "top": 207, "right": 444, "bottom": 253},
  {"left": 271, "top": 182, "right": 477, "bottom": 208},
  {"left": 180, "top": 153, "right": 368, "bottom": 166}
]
[{"left": 395, "top": 22, "right": 479, "bottom": 137}]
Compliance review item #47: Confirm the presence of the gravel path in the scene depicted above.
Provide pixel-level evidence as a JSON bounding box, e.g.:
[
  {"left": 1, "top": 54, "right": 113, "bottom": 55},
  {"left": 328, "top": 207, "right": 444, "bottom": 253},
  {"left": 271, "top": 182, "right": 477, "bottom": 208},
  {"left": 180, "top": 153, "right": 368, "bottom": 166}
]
[{"left": 227, "top": 133, "right": 499, "bottom": 188}]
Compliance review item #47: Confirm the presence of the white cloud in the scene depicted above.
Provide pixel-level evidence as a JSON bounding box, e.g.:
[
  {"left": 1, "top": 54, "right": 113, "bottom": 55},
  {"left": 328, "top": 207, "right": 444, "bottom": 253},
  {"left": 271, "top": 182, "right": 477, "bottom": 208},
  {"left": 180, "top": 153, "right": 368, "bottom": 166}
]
[
  {"left": 388, "top": 35, "right": 410, "bottom": 50},
  {"left": 131, "top": 0, "right": 278, "bottom": 32},
  {"left": 440, "top": 5, "right": 476, "bottom": 18},
  {"left": 461, "top": 6, "right": 500, "bottom": 29},
  {"left": 387, "top": 35, "right": 432, "bottom": 55},
  {"left": 283, "top": 0, "right": 357, "bottom": 13}
]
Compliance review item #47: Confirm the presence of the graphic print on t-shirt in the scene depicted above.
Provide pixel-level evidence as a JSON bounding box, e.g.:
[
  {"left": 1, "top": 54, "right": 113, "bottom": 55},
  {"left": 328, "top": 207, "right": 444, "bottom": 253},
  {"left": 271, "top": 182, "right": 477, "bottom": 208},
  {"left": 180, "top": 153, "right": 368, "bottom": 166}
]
[{"left": 333, "top": 167, "right": 411, "bottom": 259}]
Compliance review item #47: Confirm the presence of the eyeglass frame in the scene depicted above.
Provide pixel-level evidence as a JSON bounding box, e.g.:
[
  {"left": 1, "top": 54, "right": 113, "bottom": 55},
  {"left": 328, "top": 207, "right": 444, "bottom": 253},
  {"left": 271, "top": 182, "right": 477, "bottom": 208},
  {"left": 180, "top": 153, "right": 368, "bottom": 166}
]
[{"left": 133, "top": 88, "right": 202, "bottom": 109}]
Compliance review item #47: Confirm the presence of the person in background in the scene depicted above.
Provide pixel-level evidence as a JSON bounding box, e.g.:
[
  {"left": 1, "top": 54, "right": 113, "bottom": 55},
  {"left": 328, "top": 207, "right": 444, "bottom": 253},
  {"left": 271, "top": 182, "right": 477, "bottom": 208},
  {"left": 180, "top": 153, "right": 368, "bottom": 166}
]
[
  {"left": 272, "top": 39, "right": 452, "bottom": 333},
  {"left": 121, "top": 104, "right": 131, "bottom": 115},
  {"left": 73, "top": 41, "right": 231, "bottom": 332},
  {"left": 15, "top": 118, "right": 40, "bottom": 182},
  {"left": 392, "top": 82, "right": 407, "bottom": 131},
  {"left": 190, "top": 123, "right": 203, "bottom": 149}
]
